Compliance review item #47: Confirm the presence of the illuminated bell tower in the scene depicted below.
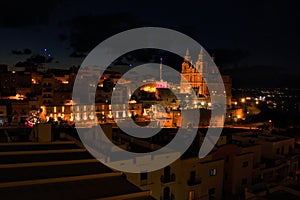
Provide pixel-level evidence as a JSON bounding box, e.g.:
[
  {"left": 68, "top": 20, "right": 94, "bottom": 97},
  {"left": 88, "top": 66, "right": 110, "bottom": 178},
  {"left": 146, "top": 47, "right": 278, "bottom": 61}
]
[
  {"left": 180, "top": 49, "right": 194, "bottom": 93},
  {"left": 181, "top": 48, "right": 208, "bottom": 96},
  {"left": 194, "top": 48, "right": 208, "bottom": 95}
]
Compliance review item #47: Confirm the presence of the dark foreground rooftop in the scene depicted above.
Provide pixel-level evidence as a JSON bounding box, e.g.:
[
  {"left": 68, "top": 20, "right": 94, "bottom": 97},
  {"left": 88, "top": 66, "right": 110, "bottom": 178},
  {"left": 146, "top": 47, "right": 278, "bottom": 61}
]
[{"left": 0, "top": 140, "right": 154, "bottom": 200}]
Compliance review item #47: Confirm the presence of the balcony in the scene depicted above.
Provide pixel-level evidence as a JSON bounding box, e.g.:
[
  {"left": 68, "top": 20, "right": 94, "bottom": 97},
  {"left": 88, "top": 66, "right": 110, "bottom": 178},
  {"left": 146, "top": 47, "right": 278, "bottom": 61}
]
[
  {"left": 140, "top": 179, "right": 148, "bottom": 186},
  {"left": 43, "top": 88, "right": 52, "bottom": 92},
  {"left": 161, "top": 174, "right": 176, "bottom": 183},
  {"left": 160, "top": 194, "right": 175, "bottom": 200},
  {"left": 42, "top": 95, "right": 52, "bottom": 98},
  {"left": 187, "top": 178, "right": 202, "bottom": 186}
]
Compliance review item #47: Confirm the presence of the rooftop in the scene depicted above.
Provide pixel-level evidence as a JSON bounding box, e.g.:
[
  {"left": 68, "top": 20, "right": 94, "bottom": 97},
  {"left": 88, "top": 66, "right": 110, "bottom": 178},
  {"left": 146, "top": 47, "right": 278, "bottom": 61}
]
[{"left": 0, "top": 139, "right": 154, "bottom": 199}]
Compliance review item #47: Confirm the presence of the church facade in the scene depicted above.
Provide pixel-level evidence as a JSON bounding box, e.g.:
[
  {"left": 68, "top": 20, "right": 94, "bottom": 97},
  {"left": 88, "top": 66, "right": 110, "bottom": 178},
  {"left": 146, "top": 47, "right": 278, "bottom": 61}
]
[{"left": 180, "top": 48, "right": 232, "bottom": 107}]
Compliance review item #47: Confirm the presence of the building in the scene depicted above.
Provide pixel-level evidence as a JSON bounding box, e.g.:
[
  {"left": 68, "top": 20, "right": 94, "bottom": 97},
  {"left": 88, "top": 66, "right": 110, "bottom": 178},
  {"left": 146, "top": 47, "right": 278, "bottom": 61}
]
[
  {"left": 111, "top": 126, "right": 300, "bottom": 200},
  {"left": 229, "top": 131, "right": 298, "bottom": 197},
  {"left": 11, "top": 100, "right": 30, "bottom": 124},
  {"left": 180, "top": 49, "right": 232, "bottom": 108},
  {"left": 126, "top": 156, "right": 224, "bottom": 200},
  {"left": 0, "top": 131, "right": 154, "bottom": 199},
  {"left": 114, "top": 128, "right": 226, "bottom": 200},
  {"left": 0, "top": 104, "right": 7, "bottom": 125}
]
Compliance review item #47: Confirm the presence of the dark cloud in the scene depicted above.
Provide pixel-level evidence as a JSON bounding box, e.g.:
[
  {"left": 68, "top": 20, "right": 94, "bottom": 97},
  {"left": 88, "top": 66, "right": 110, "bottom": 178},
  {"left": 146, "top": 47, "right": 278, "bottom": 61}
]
[
  {"left": 68, "top": 13, "right": 145, "bottom": 52},
  {"left": 11, "top": 50, "right": 23, "bottom": 55},
  {"left": 58, "top": 34, "right": 68, "bottom": 42},
  {"left": 15, "top": 54, "right": 54, "bottom": 67},
  {"left": 69, "top": 51, "right": 86, "bottom": 58},
  {"left": 11, "top": 48, "right": 32, "bottom": 55},
  {"left": 28, "top": 55, "right": 54, "bottom": 64},
  {"left": 67, "top": 12, "right": 208, "bottom": 54},
  {"left": 0, "top": 0, "right": 299, "bottom": 75},
  {"left": 15, "top": 61, "right": 32, "bottom": 67},
  {"left": 0, "top": 0, "right": 62, "bottom": 28},
  {"left": 23, "top": 48, "right": 32, "bottom": 54}
]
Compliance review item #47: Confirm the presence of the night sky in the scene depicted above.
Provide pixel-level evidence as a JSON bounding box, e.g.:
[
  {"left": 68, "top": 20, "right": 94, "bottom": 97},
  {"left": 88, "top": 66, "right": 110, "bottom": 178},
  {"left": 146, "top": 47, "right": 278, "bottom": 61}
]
[{"left": 0, "top": 0, "right": 299, "bottom": 86}]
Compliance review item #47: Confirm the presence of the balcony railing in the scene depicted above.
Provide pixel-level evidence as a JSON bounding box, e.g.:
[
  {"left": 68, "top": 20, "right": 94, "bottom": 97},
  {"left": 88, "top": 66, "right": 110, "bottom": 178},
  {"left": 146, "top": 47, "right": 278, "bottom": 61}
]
[
  {"left": 43, "top": 88, "right": 52, "bottom": 92},
  {"left": 140, "top": 179, "right": 148, "bottom": 186},
  {"left": 160, "top": 194, "right": 175, "bottom": 200},
  {"left": 161, "top": 174, "right": 176, "bottom": 183},
  {"left": 187, "top": 178, "right": 202, "bottom": 186}
]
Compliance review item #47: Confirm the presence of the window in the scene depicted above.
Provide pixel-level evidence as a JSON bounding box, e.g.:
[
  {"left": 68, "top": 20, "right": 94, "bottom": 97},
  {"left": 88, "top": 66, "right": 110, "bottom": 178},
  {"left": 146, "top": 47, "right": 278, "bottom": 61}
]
[
  {"left": 225, "top": 155, "right": 229, "bottom": 162},
  {"left": 140, "top": 172, "right": 148, "bottom": 180},
  {"left": 242, "top": 178, "right": 247, "bottom": 185},
  {"left": 289, "top": 146, "right": 293, "bottom": 153},
  {"left": 225, "top": 173, "right": 228, "bottom": 180},
  {"left": 188, "top": 171, "right": 200, "bottom": 185},
  {"left": 164, "top": 166, "right": 171, "bottom": 179},
  {"left": 163, "top": 187, "right": 170, "bottom": 200},
  {"left": 276, "top": 148, "right": 280, "bottom": 155},
  {"left": 161, "top": 166, "right": 175, "bottom": 183},
  {"left": 188, "top": 190, "right": 195, "bottom": 200},
  {"left": 208, "top": 188, "right": 216, "bottom": 195},
  {"left": 242, "top": 161, "right": 249, "bottom": 168},
  {"left": 210, "top": 168, "right": 217, "bottom": 176},
  {"left": 190, "top": 171, "right": 196, "bottom": 182},
  {"left": 140, "top": 172, "right": 148, "bottom": 186}
]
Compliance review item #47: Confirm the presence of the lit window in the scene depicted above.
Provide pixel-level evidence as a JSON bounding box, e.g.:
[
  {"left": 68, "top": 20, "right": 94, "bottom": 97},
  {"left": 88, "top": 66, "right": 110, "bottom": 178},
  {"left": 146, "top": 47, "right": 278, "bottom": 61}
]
[
  {"left": 210, "top": 168, "right": 217, "bottom": 176},
  {"left": 188, "top": 190, "right": 195, "bottom": 200}
]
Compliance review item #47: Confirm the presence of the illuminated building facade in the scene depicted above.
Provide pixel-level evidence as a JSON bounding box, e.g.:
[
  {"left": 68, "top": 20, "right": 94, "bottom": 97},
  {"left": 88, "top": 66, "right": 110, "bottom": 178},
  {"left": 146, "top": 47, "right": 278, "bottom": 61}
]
[{"left": 180, "top": 49, "right": 232, "bottom": 107}]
